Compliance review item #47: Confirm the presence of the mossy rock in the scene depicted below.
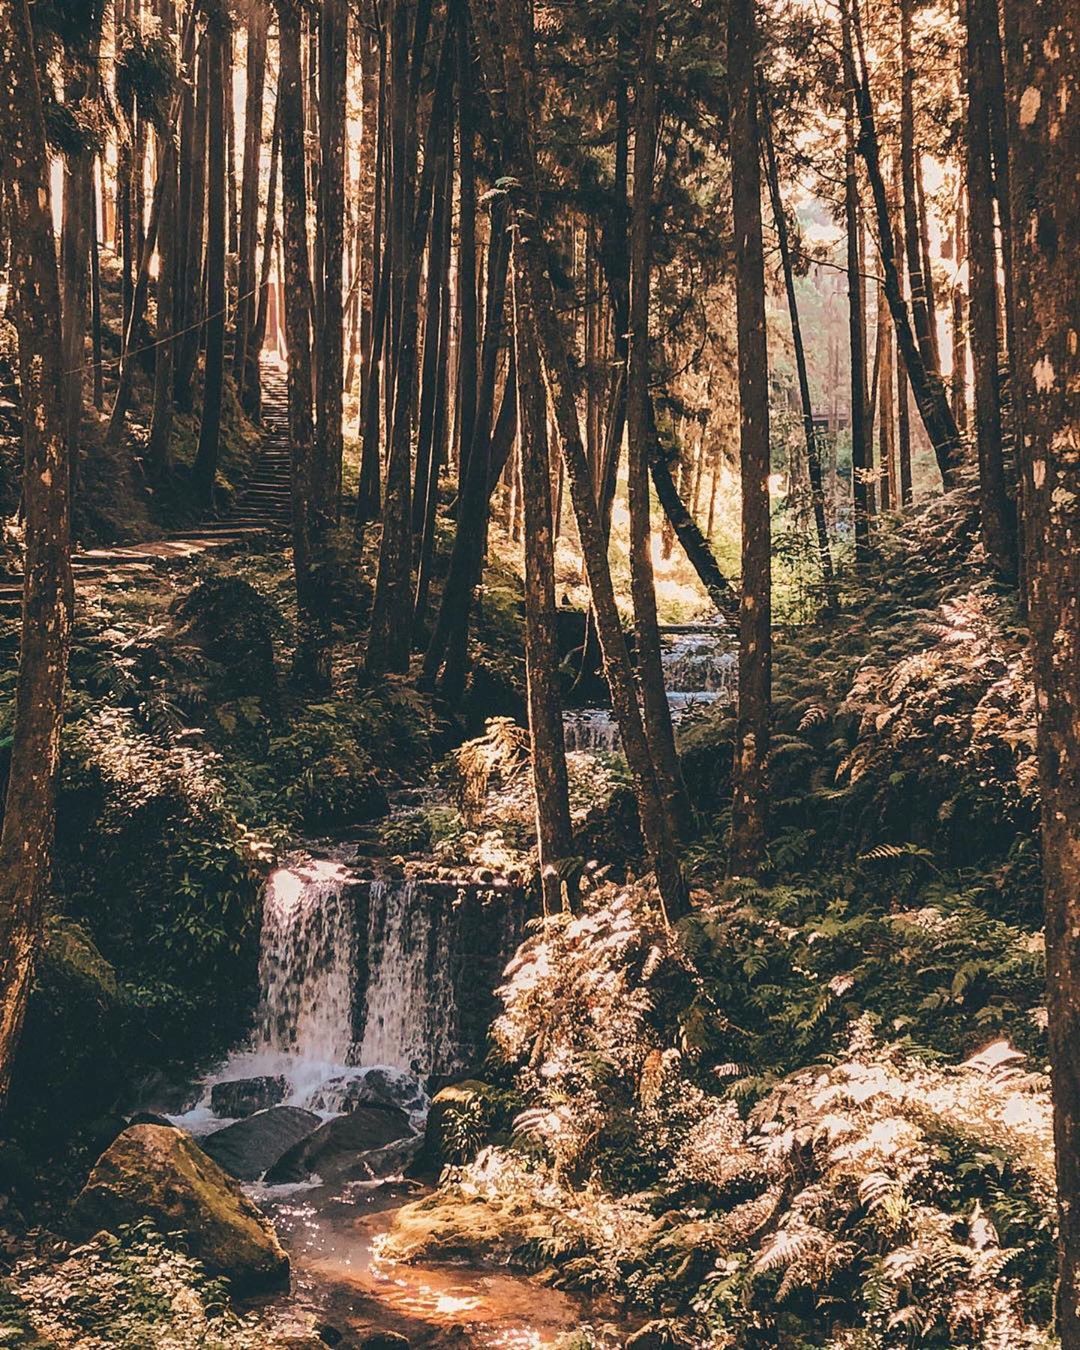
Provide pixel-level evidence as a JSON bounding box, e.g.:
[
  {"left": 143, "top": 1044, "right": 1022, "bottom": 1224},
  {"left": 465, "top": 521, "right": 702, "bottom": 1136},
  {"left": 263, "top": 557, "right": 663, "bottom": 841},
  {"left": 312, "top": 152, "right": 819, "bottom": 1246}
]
[
  {"left": 382, "top": 1185, "right": 555, "bottom": 1265},
  {"left": 70, "top": 1124, "right": 288, "bottom": 1292}
]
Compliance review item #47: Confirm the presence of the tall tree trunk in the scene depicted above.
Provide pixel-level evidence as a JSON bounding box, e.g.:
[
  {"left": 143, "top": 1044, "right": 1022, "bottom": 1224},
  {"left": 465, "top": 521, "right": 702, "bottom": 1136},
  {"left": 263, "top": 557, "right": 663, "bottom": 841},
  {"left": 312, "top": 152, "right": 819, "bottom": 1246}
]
[
  {"left": 900, "top": 0, "right": 940, "bottom": 377},
  {"left": 367, "top": 13, "right": 454, "bottom": 676},
  {"left": 877, "top": 277, "right": 897, "bottom": 512},
  {"left": 235, "top": 0, "right": 268, "bottom": 413},
  {"left": 966, "top": 0, "right": 1016, "bottom": 578},
  {"left": 759, "top": 78, "right": 836, "bottom": 606},
  {"left": 511, "top": 210, "right": 573, "bottom": 917},
  {"left": 0, "top": 0, "right": 76, "bottom": 1104},
  {"left": 355, "top": 7, "right": 390, "bottom": 529},
  {"left": 845, "top": 0, "right": 963, "bottom": 489},
  {"left": 728, "top": 0, "right": 771, "bottom": 877},
  {"left": 174, "top": 24, "right": 207, "bottom": 411},
  {"left": 628, "top": 0, "right": 688, "bottom": 843},
  {"left": 317, "top": 0, "right": 347, "bottom": 521},
  {"left": 192, "top": 12, "right": 228, "bottom": 505},
  {"left": 950, "top": 197, "right": 968, "bottom": 435},
  {"left": 1002, "top": 2, "right": 1080, "bottom": 1339},
  {"left": 248, "top": 80, "right": 281, "bottom": 423},
  {"left": 278, "top": 0, "right": 331, "bottom": 690},
  {"left": 147, "top": 123, "right": 178, "bottom": 475},
  {"left": 454, "top": 0, "right": 479, "bottom": 493},
  {"left": 843, "top": 2, "right": 871, "bottom": 565},
  {"left": 90, "top": 163, "right": 105, "bottom": 411},
  {"left": 478, "top": 0, "right": 688, "bottom": 923}
]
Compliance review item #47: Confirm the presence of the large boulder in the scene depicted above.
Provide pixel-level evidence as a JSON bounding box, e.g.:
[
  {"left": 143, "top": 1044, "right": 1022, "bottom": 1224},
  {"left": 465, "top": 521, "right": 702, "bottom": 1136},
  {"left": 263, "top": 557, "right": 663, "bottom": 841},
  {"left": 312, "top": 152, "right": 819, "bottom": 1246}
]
[
  {"left": 210, "top": 1075, "right": 290, "bottom": 1119},
  {"left": 71, "top": 1124, "right": 288, "bottom": 1291},
  {"left": 201, "top": 1106, "right": 321, "bottom": 1182},
  {"left": 264, "top": 1106, "right": 413, "bottom": 1186}
]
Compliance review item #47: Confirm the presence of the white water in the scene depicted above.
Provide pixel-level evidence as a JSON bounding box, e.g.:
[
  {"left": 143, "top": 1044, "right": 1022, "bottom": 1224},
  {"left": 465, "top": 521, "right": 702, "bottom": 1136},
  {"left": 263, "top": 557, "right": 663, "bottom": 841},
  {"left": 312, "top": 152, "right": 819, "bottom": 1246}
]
[
  {"left": 563, "top": 628, "right": 736, "bottom": 756},
  {"left": 257, "top": 859, "right": 356, "bottom": 1065},
  {"left": 169, "top": 859, "right": 501, "bottom": 1132},
  {"left": 357, "top": 879, "right": 458, "bottom": 1078}
]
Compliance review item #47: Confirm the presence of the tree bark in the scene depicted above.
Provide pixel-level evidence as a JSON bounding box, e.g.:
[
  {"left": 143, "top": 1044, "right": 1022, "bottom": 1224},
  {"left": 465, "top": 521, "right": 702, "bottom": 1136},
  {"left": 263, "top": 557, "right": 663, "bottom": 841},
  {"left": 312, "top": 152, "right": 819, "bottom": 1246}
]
[
  {"left": 511, "top": 211, "right": 574, "bottom": 917},
  {"left": 628, "top": 0, "right": 688, "bottom": 844},
  {"left": 728, "top": 0, "right": 771, "bottom": 877},
  {"left": 900, "top": 0, "right": 941, "bottom": 377},
  {"left": 844, "top": 0, "right": 963, "bottom": 490},
  {"left": 0, "top": 0, "right": 76, "bottom": 1105},
  {"left": 1002, "top": 6, "right": 1080, "bottom": 1342},
  {"left": 248, "top": 79, "right": 281, "bottom": 422},
  {"left": 316, "top": 0, "right": 347, "bottom": 522},
  {"left": 843, "top": 1, "right": 871, "bottom": 565},
  {"left": 235, "top": 0, "right": 268, "bottom": 413},
  {"left": 966, "top": 0, "right": 1016, "bottom": 578},
  {"left": 192, "top": 12, "right": 228, "bottom": 505}
]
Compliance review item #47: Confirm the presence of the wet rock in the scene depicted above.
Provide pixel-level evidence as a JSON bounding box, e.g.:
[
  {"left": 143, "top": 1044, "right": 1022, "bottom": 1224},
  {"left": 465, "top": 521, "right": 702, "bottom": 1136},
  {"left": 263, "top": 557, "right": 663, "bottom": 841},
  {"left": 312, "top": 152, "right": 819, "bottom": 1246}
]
[
  {"left": 210, "top": 1075, "right": 290, "bottom": 1119},
  {"left": 202, "top": 1105, "right": 321, "bottom": 1182},
  {"left": 307, "top": 1068, "right": 424, "bottom": 1116},
  {"left": 355, "top": 1334, "right": 409, "bottom": 1350},
  {"left": 71, "top": 1124, "right": 288, "bottom": 1292},
  {"left": 264, "top": 1106, "right": 413, "bottom": 1186}
]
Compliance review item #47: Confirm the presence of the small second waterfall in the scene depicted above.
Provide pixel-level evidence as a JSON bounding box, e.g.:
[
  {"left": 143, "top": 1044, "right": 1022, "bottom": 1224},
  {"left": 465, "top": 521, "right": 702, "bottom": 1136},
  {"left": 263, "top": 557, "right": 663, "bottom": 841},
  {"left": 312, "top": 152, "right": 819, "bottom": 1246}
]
[{"left": 563, "top": 626, "right": 736, "bottom": 754}]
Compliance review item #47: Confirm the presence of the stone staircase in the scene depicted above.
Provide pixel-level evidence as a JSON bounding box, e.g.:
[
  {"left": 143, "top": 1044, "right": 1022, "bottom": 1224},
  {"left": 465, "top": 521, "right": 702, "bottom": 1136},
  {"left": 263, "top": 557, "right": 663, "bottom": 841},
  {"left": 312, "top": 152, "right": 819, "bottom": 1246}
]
[{"left": 0, "top": 363, "right": 293, "bottom": 614}]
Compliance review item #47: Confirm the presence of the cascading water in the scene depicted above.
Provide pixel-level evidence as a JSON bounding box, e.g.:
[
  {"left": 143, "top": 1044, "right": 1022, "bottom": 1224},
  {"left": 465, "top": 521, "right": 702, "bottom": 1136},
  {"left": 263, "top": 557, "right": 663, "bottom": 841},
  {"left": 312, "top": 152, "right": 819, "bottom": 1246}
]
[
  {"left": 563, "top": 626, "right": 737, "bottom": 754},
  {"left": 357, "top": 879, "right": 457, "bottom": 1078},
  {"left": 256, "top": 859, "right": 356, "bottom": 1065},
  {"left": 171, "top": 855, "right": 527, "bottom": 1128}
]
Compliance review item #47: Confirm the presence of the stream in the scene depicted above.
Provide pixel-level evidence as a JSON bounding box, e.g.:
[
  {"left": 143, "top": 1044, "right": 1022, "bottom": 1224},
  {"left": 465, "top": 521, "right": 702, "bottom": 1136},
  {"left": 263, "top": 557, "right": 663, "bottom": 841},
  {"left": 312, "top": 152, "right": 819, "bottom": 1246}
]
[{"left": 159, "top": 625, "right": 735, "bottom": 1345}]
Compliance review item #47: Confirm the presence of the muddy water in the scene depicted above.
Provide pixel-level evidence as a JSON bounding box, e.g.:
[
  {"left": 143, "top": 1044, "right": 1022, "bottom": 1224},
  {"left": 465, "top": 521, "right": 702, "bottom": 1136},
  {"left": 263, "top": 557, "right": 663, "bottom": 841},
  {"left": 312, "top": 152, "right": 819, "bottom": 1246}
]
[{"left": 262, "top": 1181, "right": 631, "bottom": 1347}]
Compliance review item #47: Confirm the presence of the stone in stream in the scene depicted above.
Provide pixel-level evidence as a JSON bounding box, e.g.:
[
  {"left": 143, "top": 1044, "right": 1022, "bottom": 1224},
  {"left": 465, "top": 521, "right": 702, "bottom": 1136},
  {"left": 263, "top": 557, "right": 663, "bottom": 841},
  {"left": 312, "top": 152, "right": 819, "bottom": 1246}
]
[
  {"left": 307, "top": 1067, "right": 426, "bottom": 1117},
  {"left": 202, "top": 1105, "right": 321, "bottom": 1182},
  {"left": 263, "top": 1105, "right": 414, "bottom": 1186},
  {"left": 210, "top": 1075, "right": 290, "bottom": 1119},
  {"left": 70, "top": 1124, "right": 288, "bottom": 1292}
]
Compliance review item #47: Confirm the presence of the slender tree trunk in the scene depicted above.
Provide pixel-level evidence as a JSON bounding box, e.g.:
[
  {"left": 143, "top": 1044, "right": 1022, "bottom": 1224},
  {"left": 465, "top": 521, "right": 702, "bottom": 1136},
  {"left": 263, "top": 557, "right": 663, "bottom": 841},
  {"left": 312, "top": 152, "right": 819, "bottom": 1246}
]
[
  {"left": 278, "top": 0, "right": 331, "bottom": 690},
  {"left": 479, "top": 0, "right": 688, "bottom": 923},
  {"left": 0, "top": 0, "right": 76, "bottom": 1105},
  {"left": 843, "top": 3, "right": 871, "bottom": 565},
  {"left": 900, "top": 0, "right": 940, "bottom": 377},
  {"left": 628, "top": 0, "right": 688, "bottom": 843},
  {"left": 368, "top": 15, "right": 454, "bottom": 676},
  {"left": 455, "top": 0, "right": 479, "bottom": 494},
  {"left": 248, "top": 81, "right": 281, "bottom": 422},
  {"left": 90, "top": 163, "right": 104, "bottom": 411},
  {"left": 511, "top": 211, "right": 573, "bottom": 917},
  {"left": 174, "top": 25, "right": 207, "bottom": 411},
  {"left": 728, "top": 0, "right": 771, "bottom": 876},
  {"left": 235, "top": 0, "right": 268, "bottom": 412},
  {"left": 950, "top": 198, "right": 968, "bottom": 435},
  {"left": 759, "top": 78, "right": 835, "bottom": 605},
  {"left": 878, "top": 280, "right": 896, "bottom": 511},
  {"left": 147, "top": 124, "right": 178, "bottom": 475},
  {"left": 192, "top": 13, "right": 227, "bottom": 505},
  {"left": 966, "top": 0, "right": 1016, "bottom": 578},
  {"left": 845, "top": 0, "right": 963, "bottom": 489},
  {"left": 316, "top": 0, "right": 347, "bottom": 521},
  {"left": 1001, "top": 3, "right": 1080, "bottom": 1339}
]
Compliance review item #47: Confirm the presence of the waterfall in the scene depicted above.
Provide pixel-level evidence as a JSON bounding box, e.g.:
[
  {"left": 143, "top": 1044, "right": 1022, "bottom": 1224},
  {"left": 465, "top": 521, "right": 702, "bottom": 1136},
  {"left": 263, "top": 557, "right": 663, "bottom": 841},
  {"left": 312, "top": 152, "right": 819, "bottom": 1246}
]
[
  {"left": 357, "top": 879, "right": 458, "bottom": 1078},
  {"left": 256, "top": 859, "right": 356, "bottom": 1065},
  {"left": 562, "top": 631, "right": 737, "bottom": 754}
]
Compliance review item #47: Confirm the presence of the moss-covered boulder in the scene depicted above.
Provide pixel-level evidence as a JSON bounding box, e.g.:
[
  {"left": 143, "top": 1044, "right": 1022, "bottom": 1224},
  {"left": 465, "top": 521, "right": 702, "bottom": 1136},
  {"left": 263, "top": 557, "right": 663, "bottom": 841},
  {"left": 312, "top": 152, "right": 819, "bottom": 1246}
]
[{"left": 70, "top": 1124, "right": 288, "bottom": 1292}]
